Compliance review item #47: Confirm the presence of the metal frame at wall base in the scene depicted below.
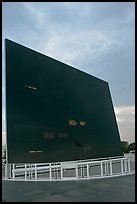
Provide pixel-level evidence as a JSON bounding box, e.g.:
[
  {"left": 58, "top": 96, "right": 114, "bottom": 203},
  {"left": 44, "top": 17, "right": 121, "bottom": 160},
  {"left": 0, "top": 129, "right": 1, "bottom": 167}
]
[{"left": 4, "top": 156, "right": 135, "bottom": 181}]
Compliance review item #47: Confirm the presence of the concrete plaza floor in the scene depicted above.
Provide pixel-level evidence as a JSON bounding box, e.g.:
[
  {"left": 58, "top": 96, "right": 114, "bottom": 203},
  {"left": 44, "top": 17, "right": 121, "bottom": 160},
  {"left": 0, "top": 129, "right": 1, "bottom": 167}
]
[{"left": 2, "top": 174, "right": 135, "bottom": 202}]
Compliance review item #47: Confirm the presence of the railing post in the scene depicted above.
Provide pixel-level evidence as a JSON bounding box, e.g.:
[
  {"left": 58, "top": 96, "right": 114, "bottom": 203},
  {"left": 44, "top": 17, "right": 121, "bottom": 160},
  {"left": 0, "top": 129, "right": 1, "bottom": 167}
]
[
  {"left": 35, "top": 164, "right": 37, "bottom": 181},
  {"left": 25, "top": 164, "right": 27, "bottom": 181},
  {"left": 106, "top": 162, "right": 109, "bottom": 175},
  {"left": 49, "top": 163, "right": 52, "bottom": 181},
  {"left": 101, "top": 161, "right": 103, "bottom": 177},
  {"left": 30, "top": 164, "right": 33, "bottom": 179},
  {"left": 9, "top": 164, "right": 11, "bottom": 178},
  {"left": 60, "top": 163, "right": 63, "bottom": 180},
  {"left": 56, "top": 167, "right": 59, "bottom": 179},
  {"left": 128, "top": 157, "right": 131, "bottom": 173},
  {"left": 124, "top": 158, "right": 127, "bottom": 173},
  {"left": 54, "top": 164, "right": 56, "bottom": 179},
  {"left": 29, "top": 164, "right": 31, "bottom": 180},
  {"left": 104, "top": 162, "right": 106, "bottom": 175},
  {"left": 5, "top": 163, "right": 7, "bottom": 179},
  {"left": 87, "top": 163, "right": 89, "bottom": 178},
  {"left": 82, "top": 164, "right": 84, "bottom": 177},
  {"left": 12, "top": 164, "right": 15, "bottom": 180},
  {"left": 109, "top": 159, "right": 113, "bottom": 176},
  {"left": 121, "top": 158, "right": 124, "bottom": 174},
  {"left": 80, "top": 165, "right": 82, "bottom": 177},
  {"left": 75, "top": 163, "right": 78, "bottom": 180}
]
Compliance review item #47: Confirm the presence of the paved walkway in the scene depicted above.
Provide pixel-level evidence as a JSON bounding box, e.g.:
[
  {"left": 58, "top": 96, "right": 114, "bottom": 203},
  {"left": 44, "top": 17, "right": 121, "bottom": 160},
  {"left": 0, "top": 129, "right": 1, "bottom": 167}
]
[{"left": 2, "top": 174, "right": 135, "bottom": 202}]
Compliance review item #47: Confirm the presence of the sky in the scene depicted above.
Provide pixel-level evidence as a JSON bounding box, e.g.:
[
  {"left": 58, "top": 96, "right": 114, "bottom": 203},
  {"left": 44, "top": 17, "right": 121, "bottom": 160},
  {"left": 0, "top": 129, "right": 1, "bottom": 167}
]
[{"left": 2, "top": 2, "right": 135, "bottom": 146}]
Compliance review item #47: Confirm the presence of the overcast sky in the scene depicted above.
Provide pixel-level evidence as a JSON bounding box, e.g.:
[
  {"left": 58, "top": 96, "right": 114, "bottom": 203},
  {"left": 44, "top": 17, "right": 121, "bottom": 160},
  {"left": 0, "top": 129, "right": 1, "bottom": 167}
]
[{"left": 2, "top": 2, "right": 135, "bottom": 145}]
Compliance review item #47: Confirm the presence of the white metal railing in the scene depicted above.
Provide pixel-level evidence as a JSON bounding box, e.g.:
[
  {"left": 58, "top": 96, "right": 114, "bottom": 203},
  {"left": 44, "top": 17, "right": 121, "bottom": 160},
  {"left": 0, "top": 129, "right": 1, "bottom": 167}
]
[{"left": 4, "top": 156, "right": 135, "bottom": 181}]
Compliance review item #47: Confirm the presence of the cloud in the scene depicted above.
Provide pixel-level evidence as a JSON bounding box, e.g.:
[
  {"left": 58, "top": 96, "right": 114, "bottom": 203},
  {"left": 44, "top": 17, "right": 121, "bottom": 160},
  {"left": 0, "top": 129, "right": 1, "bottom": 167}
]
[
  {"left": 42, "top": 30, "right": 111, "bottom": 66},
  {"left": 114, "top": 106, "right": 135, "bottom": 116},
  {"left": 2, "top": 105, "right": 6, "bottom": 146},
  {"left": 2, "top": 132, "right": 6, "bottom": 146},
  {"left": 21, "top": 2, "right": 46, "bottom": 29},
  {"left": 114, "top": 106, "right": 135, "bottom": 143}
]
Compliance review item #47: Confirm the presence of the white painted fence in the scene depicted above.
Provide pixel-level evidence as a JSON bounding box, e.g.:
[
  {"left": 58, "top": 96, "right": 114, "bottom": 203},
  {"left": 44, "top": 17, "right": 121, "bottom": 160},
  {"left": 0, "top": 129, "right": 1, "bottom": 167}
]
[{"left": 4, "top": 156, "right": 135, "bottom": 181}]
